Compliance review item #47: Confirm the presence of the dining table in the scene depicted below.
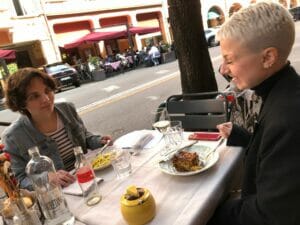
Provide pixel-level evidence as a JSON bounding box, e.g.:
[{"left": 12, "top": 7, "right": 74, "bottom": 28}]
[{"left": 68, "top": 130, "right": 244, "bottom": 225}]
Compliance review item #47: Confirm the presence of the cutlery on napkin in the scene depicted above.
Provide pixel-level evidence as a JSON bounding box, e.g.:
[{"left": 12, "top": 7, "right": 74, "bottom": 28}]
[
  {"left": 63, "top": 177, "right": 103, "bottom": 196},
  {"left": 132, "top": 133, "right": 154, "bottom": 149},
  {"left": 115, "top": 130, "right": 162, "bottom": 150}
]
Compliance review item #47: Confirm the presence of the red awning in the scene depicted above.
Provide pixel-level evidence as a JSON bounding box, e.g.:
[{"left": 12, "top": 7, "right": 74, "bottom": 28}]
[
  {"left": 63, "top": 35, "right": 89, "bottom": 49},
  {"left": 63, "top": 27, "right": 160, "bottom": 49},
  {"left": 85, "top": 30, "right": 127, "bottom": 42},
  {"left": 129, "top": 26, "right": 160, "bottom": 35},
  {"left": 64, "top": 30, "right": 127, "bottom": 49},
  {"left": 0, "top": 49, "right": 16, "bottom": 59}
]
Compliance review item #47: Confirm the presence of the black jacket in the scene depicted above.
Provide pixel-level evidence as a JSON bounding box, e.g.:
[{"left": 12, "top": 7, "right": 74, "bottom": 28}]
[{"left": 228, "top": 63, "right": 300, "bottom": 225}]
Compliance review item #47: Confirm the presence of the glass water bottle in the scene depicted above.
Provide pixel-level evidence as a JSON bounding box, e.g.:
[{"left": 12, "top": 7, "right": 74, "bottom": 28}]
[{"left": 25, "top": 146, "right": 75, "bottom": 225}]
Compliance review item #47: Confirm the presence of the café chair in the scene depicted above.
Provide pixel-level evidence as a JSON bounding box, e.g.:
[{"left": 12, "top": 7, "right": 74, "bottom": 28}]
[{"left": 166, "top": 92, "right": 229, "bottom": 131}]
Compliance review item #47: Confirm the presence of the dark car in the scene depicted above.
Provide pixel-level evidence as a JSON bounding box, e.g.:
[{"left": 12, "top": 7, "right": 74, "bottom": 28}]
[
  {"left": 289, "top": 7, "right": 300, "bottom": 21},
  {"left": 43, "top": 62, "right": 80, "bottom": 91}
]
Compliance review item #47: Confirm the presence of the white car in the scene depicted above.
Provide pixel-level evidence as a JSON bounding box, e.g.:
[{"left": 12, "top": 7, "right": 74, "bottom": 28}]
[{"left": 204, "top": 28, "right": 220, "bottom": 47}]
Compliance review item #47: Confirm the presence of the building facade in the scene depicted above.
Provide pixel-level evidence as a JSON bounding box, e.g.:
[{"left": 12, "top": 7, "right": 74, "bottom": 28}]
[{"left": 0, "top": 0, "right": 299, "bottom": 69}]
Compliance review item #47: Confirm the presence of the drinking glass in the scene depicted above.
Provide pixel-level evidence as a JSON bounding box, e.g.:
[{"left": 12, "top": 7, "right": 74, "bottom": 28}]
[
  {"left": 111, "top": 148, "right": 132, "bottom": 179},
  {"left": 169, "top": 120, "right": 184, "bottom": 147},
  {"left": 162, "top": 121, "right": 183, "bottom": 155}
]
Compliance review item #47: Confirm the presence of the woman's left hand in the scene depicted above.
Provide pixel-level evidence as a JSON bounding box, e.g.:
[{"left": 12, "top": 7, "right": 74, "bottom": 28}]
[{"left": 100, "top": 136, "right": 113, "bottom": 146}]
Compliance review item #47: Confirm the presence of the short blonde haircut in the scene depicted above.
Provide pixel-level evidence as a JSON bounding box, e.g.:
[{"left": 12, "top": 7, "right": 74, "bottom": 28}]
[{"left": 217, "top": 2, "right": 295, "bottom": 61}]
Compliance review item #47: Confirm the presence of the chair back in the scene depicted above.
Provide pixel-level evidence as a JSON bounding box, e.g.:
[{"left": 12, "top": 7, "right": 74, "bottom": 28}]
[{"left": 166, "top": 92, "right": 229, "bottom": 131}]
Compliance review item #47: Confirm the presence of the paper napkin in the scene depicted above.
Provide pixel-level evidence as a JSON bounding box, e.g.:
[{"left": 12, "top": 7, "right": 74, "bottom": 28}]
[
  {"left": 114, "top": 130, "right": 163, "bottom": 149},
  {"left": 63, "top": 177, "right": 103, "bottom": 196}
]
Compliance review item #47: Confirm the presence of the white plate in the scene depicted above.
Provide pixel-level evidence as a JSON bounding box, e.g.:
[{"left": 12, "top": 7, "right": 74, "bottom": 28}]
[{"left": 158, "top": 145, "right": 219, "bottom": 176}]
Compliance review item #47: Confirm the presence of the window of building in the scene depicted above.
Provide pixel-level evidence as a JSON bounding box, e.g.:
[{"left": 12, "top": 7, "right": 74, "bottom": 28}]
[{"left": 11, "top": 0, "right": 41, "bottom": 16}]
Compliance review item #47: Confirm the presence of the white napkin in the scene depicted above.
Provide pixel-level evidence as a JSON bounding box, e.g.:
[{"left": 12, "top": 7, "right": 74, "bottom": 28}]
[
  {"left": 114, "top": 130, "right": 163, "bottom": 149},
  {"left": 63, "top": 177, "right": 103, "bottom": 196}
]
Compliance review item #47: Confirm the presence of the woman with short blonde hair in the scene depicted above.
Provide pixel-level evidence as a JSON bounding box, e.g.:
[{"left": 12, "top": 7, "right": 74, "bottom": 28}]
[{"left": 209, "top": 2, "right": 300, "bottom": 225}]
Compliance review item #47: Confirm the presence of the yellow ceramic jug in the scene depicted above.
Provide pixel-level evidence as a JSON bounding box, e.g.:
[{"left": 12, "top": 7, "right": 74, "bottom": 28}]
[{"left": 120, "top": 185, "right": 156, "bottom": 225}]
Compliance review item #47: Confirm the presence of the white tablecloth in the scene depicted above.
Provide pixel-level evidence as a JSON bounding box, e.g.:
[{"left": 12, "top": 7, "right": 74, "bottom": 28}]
[{"left": 65, "top": 132, "right": 243, "bottom": 225}]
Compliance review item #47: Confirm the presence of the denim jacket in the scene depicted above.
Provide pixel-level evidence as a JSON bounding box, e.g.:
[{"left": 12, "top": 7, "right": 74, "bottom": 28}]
[{"left": 1, "top": 102, "right": 102, "bottom": 190}]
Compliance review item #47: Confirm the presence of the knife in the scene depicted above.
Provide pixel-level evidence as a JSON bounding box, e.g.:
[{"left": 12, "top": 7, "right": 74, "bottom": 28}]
[{"left": 158, "top": 140, "right": 197, "bottom": 163}]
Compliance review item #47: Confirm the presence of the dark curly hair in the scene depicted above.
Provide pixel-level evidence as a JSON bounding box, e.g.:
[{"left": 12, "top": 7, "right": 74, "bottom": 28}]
[{"left": 5, "top": 67, "right": 56, "bottom": 116}]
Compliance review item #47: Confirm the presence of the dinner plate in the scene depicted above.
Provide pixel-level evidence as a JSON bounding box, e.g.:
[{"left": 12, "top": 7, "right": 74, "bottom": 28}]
[{"left": 158, "top": 145, "right": 219, "bottom": 176}]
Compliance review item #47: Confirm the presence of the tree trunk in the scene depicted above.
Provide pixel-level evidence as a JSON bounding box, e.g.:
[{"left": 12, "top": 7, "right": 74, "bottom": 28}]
[{"left": 168, "top": 0, "right": 218, "bottom": 93}]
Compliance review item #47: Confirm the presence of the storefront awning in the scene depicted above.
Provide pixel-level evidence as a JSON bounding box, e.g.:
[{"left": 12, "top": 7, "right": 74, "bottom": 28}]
[
  {"left": 0, "top": 49, "right": 16, "bottom": 59},
  {"left": 64, "top": 30, "right": 127, "bottom": 49},
  {"left": 85, "top": 30, "right": 127, "bottom": 42},
  {"left": 129, "top": 26, "right": 160, "bottom": 35},
  {"left": 64, "top": 26, "right": 160, "bottom": 49}
]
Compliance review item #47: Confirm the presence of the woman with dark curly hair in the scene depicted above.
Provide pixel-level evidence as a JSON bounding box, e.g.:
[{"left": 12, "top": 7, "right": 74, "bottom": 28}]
[{"left": 1, "top": 67, "right": 112, "bottom": 190}]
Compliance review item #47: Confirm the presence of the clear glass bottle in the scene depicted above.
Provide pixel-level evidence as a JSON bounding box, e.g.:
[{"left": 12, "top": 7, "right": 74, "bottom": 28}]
[
  {"left": 74, "top": 146, "right": 101, "bottom": 206},
  {"left": 25, "top": 146, "right": 75, "bottom": 225}
]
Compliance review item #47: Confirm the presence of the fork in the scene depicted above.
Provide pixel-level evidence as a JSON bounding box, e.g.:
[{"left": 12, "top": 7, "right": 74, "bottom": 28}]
[
  {"left": 201, "top": 138, "right": 225, "bottom": 163},
  {"left": 96, "top": 140, "right": 111, "bottom": 157}
]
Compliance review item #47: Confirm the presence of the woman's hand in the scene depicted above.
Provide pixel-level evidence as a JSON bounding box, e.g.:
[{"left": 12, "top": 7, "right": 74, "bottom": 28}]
[
  {"left": 100, "top": 136, "right": 113, "bottom": 146},
  {"left": 217, "top": 122, "right": 233, "bottom": 139},
  {"left": 49, "top": 170, "right": 76, "bottom": 187}
]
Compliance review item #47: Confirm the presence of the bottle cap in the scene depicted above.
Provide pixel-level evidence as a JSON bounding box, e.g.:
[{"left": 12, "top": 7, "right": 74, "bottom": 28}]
[
  {"left": 28, "top": 146, "right": 39, "bottom": 157},
  {"left": 73, "top": 146, "right": 83, "bottom": 155}
]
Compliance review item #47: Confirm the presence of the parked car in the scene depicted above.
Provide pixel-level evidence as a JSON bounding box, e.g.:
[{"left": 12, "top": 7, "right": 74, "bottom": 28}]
[
  {"left": 289, "top": 6, "right": 300, "bottom": 21},
  {"left": 204, "top": 28, "right": 220, "bottom": 47},
  {"left": 43, "top": 62, "right": 80, "bottom": 91}
]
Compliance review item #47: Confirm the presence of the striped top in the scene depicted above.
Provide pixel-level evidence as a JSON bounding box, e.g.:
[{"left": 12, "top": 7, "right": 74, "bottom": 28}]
[{"left": 45, "top": 116, "right": 75, "bottom": 171}]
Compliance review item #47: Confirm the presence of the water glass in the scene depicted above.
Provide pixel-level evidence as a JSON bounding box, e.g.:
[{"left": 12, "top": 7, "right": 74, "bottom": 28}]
[
  {"left": 111, "top": 148, "right": 132, "bottom": 179},
  {"left": 169, "top": 120, "right": 184, "bottom": 146}
]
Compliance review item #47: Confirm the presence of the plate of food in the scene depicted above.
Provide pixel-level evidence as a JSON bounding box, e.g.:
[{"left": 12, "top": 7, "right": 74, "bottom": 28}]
[
  {"left": 158, "top": 145, "right": 219, "bottom": 176},
  {"left": 91, "top": 151, "right": 114, "bottom": 171}
]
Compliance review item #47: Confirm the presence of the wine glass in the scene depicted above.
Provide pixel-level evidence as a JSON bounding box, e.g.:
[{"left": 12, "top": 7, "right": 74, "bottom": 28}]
[
  {"left": 151, "top": 107, "right": 174, "bottom": 155},
  {"left": 151, "top": 107, "right": 170, "bottom": 134}
]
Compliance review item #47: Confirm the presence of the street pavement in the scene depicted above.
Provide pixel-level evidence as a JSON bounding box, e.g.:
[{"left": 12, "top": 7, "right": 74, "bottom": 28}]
[{"left": 0, "top": 21, "right": 300, "bottom": 138}]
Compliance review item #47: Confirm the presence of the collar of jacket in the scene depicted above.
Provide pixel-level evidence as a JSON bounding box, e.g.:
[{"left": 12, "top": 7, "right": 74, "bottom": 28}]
[
  {"left": 19, "top": 104, "right": 74, "bottom": 145},
  {"left": 251, "top": 61, "right": 291, "bottom": 102}
]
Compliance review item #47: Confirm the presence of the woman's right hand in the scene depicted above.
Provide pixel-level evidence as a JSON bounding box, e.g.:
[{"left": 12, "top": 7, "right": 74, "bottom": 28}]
[
  {"left": 49, "top": 170, "right": 76, "bottom": 187},
  {"left": 217, "top": 122, "right": 233, "bottom": 139}
]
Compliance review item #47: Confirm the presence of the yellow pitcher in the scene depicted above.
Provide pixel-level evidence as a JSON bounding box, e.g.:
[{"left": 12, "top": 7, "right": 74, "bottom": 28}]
[{"left": 120, "top": 185, "right": 156, "bottom": 225}]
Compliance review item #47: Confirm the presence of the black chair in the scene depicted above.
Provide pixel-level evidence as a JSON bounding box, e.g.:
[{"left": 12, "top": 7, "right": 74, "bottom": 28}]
[{"left": 166, "top": 92, "right": 229, "bottom": 131}]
